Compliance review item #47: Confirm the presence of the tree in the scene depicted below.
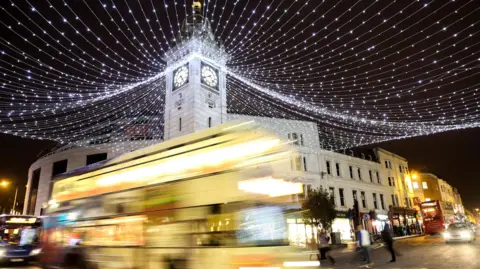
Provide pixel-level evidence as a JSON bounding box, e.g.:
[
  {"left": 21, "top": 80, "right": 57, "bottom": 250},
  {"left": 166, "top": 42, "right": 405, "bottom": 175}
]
[{"left": 302, "top": 187, "right": 337, "bottom": 231}]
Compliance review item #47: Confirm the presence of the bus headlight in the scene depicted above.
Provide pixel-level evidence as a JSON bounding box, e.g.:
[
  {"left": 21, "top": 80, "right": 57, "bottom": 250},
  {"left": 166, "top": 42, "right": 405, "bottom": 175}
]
[
  {"left": 30, "top": 248, "right": 41, "bottom": 256},
  {"left": 460, "top": 231, "right": 471, "bottom": 239}
]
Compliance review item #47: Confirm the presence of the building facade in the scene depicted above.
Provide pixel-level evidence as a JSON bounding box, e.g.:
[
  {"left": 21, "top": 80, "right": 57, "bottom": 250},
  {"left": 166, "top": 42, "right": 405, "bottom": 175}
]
[{"left": 412, "top": 173, "right": 464, "bottom": 216}]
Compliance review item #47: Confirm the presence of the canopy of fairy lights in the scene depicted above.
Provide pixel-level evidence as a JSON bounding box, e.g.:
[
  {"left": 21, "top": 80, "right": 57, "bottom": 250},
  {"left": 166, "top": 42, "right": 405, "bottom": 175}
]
[{"left": 0, "top": 0, "right": 479, "bottom": 150}]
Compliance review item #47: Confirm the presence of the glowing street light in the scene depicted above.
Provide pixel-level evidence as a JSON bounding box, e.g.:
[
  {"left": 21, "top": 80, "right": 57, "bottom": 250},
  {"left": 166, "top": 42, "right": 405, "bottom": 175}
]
[{"left": 0, "top": 179, "right": 19, "bottom": 214}]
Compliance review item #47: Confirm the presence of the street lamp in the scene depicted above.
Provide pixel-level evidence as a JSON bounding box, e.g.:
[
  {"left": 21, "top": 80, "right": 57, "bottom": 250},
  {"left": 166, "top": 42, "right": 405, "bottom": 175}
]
[{"left": 0, "top": 179, "right": 19, "bottom": 215}]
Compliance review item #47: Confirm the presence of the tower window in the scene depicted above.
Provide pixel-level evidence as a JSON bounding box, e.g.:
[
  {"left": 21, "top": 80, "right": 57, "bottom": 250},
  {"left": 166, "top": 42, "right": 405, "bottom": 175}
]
[
  {"left": 179, "top": 118, "right": 182, "bottom": 131},
  {"left": 208, "top": 117, "right": 212, "bottom": 128}
]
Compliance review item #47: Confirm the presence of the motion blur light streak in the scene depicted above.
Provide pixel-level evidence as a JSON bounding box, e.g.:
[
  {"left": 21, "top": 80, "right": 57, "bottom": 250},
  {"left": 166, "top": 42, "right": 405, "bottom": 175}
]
[
  {"left": 283, "top": 261, "right": 321, "bottom": 267},
  {"left": 238, "top": 177, "right": 303, "bottom": 197}
]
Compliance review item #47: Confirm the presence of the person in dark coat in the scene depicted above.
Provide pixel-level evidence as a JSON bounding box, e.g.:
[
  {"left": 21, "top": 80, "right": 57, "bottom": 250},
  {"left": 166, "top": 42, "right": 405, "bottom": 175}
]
[{"left": 381, "top": 224, "right": 396, "bottom": 262}]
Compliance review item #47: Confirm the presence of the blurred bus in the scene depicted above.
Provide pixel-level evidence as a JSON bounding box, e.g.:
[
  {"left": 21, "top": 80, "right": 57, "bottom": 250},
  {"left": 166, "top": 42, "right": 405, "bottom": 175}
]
[
  {"left": 40, "top": 121, "right": 317, "bottom": 269},
  {"left": 0, "top": 215, "right": 42, "bottom": 264},
  {"left": 420, "top": 200, "right": 456, "bottom": 234}
]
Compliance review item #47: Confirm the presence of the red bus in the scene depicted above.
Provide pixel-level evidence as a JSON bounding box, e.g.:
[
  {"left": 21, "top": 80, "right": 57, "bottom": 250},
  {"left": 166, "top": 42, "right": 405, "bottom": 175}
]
[{"left": 420, "top": 200, "right": 456, "bottom": 234}]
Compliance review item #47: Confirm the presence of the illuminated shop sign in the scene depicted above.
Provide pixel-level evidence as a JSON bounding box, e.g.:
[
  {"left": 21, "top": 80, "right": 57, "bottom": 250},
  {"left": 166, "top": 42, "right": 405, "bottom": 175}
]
[
  {"left": 5, "top": 217, "right": 37, "bottom": 224},
  {"left": 421, "top": 202, "right": 437, "bottom": 207}
]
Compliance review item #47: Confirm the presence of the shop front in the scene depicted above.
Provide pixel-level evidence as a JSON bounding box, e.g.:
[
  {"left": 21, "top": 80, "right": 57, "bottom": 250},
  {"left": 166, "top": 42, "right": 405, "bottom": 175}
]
[
  {"left": 389, "top": 206, "right": 421, "bottom": 236},
  {"left": 331, "top": 210, "right": 353, "bottom": 241}
]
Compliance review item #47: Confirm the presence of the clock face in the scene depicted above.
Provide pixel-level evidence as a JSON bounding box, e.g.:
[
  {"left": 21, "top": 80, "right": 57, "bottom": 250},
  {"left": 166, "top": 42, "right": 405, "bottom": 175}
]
[
  {"left": 173, "top": 65, "right": 188, "bottom": 89},
  {"left": 201, "top": 64, "right": 218, "bottom": 89}
]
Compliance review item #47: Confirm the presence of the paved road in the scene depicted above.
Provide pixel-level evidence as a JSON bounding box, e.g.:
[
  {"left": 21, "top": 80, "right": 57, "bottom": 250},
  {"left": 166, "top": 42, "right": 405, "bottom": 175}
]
[
  {"left": 325, "top": 232, "right": 480, "bottom": 269},
  {"left": 1, "top": 232, "right": 478, "bottom": 269}
]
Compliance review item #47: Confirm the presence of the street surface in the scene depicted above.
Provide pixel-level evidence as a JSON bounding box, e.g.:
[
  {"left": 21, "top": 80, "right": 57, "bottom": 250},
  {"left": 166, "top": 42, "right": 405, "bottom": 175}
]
[
  {"left": 1, "top": 232, "right": 478, "bottom": 269},
  {"left": 326, "top": 232, "right": 480, "bottom": 269}
]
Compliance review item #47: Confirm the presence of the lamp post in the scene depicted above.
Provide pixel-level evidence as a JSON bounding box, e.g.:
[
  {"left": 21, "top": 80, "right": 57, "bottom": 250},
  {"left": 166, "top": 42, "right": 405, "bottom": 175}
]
[{"left": 0, "top": 179, "right": 19, "bottom": 215}]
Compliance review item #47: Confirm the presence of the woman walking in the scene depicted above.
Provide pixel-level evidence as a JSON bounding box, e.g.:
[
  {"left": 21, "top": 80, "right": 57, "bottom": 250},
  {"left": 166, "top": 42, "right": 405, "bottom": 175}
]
[{"left": 317, "top": 229, "right": 335, "bottom": 265}]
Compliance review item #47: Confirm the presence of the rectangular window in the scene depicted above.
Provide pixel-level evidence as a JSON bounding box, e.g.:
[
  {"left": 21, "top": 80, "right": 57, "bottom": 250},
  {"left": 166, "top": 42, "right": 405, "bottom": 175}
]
[
  {"left": 369, "top": 170, "right": 373, "bottom": 182},
  {"left": 339, "top": 188, "right": 345, "bottom": 206},
  {"left": 413, "top": 182, "right": 419, "bottom": 189},
  {"left": 380, "top": 194, "right": 385, "bottom": 210},
  {"left": 349, "top": 166, "right": 354, "bottom": 179},
  {"left": 376, "top": 171, "right": 381, "bottom": 184},
  {"left": 422, "top": 182, "right": 428, "bottom": 189},
  {"left": 385, "top": 160, "right": 389, "bottom": 168},
  {"left": 326, "top": 161, "right": 331, "bottom": 175},
  {"left": 373, "top": 193, "right": 378, "bottom": 209},
  {"left": 86, "top": 153, "right": 108, "bottom": 165},
  {"left": 27, "top": 168, "right": 41, "bottom": 215},
  {"left": 391, "top": 194, "right": 396, "bottom": 206},
  {"left": 208, "top": 117, "right": 212, "bottom": 128},
  {"left": 291, "top": 155, "right": 302, "bottom": 171},
  {"left": 405, "top": 198, "right": 409, "bottom": 208},
  {"left": 395, "top": 195, "right": 400, "bottom": 207},
  {"left": 335, "top": 163, "right": 341, "bottom": 176},
  {"left": 352, "top": 190, "right": 358, "bottom": 203},
  {"left": 289, "top": 133, "right": 300, "bottom": 145},
  {"left": 361, "top": 191, "right": 367, "bottom": 208},
  {"left": 52, "top": 159, "right": 68, "bottom": 176},
  {"left": 300, "top": 134, "right": 304, "bottom": 146},
  {"left": 392, "top": 177, "right": 395, "bottom": 186},
  {"left": 307, "top": 185, "right": 313, "bottom": 196},
  {"left": 357, "top": 168, "right": 362, "bottom": 180},
  {"left": 329, "top": 187, "right": 335, "bottom": 205},
  {"left": 388, "top": 177, "right": 392, "bottom": 186},
  {"left": 303, "top": 157, "right": 308, "bottom": 172},
  {"left": 399, "top": 165, "right": 403, "bottom": 173}
]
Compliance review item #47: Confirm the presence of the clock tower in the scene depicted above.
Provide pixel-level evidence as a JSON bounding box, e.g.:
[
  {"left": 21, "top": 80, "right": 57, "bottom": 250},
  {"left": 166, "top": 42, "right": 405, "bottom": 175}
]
[{"left": 163, "top": 1, "right": 229, "bottom": 140}]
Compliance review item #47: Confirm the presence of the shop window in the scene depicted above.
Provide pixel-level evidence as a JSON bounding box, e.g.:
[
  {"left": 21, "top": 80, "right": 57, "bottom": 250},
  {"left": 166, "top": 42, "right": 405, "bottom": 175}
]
[
  {"left": 326, "top": 161, "right": 331, "bottom": 175},
  {"left": 380, "top": 194, "right": 385, "bottom": 210},
  {"left": 335, "top": 163, "right": 341, "bottom": 176},
  {"left": 373, "top": 193, "right": 378, "bottom": 209},
  {"left": 357, "top": 168, "right": 362, "bottom": 180},
  {"left": 339, "top": 188, "right": 345, "bottom": 206},
  {"left": 425, "top": 198, "right": 431, "bottom": 202},
  {"left": 349, "top": 166, "right": 354, "bottom": 179},
  {"left": 422, "top": 182, "right": 428, "bottom": 189},
  {"left": 361, "top": 191, "right": 367, "bottom": 208},
  {"left": 369, "top": 170, "right": 373, "bottom": 182}
]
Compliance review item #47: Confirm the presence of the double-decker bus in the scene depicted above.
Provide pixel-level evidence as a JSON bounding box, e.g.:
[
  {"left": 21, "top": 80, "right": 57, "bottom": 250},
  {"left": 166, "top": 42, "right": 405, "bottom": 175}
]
[
  {"left": 420, "top": 200, "right": 456, "bottom": 234},
  {"left": 0, "top": 215, "right": 42, "bottom": 264},
  {"left": 40, "top": 121, "right": 317, "bottom": 269}
]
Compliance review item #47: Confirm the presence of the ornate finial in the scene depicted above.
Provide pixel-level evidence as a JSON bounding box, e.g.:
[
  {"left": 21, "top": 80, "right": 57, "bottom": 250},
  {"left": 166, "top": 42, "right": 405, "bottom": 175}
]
[{"left": 192, "top": 1, "right": 202, "bottom": 13}]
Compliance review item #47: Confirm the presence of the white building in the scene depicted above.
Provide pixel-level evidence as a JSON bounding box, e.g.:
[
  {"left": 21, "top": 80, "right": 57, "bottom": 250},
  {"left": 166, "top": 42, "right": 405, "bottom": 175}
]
[{"left": 23, "top": 8, "right": 411, "bottom": 242}]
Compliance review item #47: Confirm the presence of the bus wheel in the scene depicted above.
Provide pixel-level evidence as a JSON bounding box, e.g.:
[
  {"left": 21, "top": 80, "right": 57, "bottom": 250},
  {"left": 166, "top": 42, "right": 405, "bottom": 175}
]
[{"left": 64, "top": 255, "right": 86, "bottom": 269}]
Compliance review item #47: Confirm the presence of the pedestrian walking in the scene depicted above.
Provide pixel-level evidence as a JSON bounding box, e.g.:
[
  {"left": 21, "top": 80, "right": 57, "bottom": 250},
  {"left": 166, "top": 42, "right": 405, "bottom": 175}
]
[
  {"left": 317, "top": 229, "right": 335, "bottom": 265},
  {"left": 356, "top": 225, "right": 372, "bottom": 266},
  {"left": 381, "top": 224, "right": 396, "bottom": 262}
]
